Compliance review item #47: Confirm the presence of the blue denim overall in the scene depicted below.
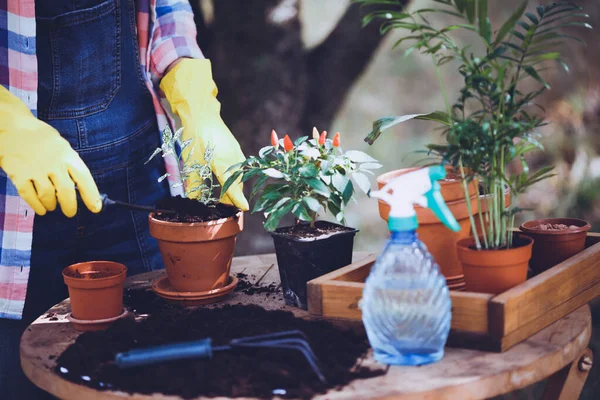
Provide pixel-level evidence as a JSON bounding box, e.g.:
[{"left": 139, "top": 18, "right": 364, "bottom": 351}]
[{"left": 0, "top": 1, "right": 170, "bottom": 397}]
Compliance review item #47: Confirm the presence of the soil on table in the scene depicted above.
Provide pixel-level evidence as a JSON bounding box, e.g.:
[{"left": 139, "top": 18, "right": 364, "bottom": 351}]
[
  {"left": 65, "top": 270, "right": 120, "bottom": 279},
  {"left": 274, "top": 221, "right": 355, "bottom": 240},
  {"left": 55, "top": 304, "right": 382, "bottom": 399},
  {"left": 535, "top": 223, "right": 579, "bottom": 231},
  {"left": 153, "top": 196, "right": 239, "bottom": 223},
  {"left": 234, "top": 273, "right": 281, "bottom": 296}
]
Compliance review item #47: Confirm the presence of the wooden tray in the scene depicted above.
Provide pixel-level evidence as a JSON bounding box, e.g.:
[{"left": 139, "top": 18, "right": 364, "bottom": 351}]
[{"left": 307, "top": 232, "right": 600, "bottom": 352}]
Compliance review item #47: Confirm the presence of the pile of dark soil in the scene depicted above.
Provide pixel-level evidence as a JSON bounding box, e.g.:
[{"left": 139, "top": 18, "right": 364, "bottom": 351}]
[
  {"left": 234, "top": 273, "right": 281, "bottom": 296},
  {"left": 536, "top": 223, "right": 579, "bottom": 231},
  {"left": 154, "top": 196, "right": 238, "bottom": 223},
  {"left": 55, "top": 305, "right": 382, "bottom": 399},
  {"left": 66, "top": 270, "right": 118, "bottom": 279}
]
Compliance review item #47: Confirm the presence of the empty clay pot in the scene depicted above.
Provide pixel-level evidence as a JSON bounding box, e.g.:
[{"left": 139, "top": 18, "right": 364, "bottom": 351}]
[
  {"left": 148, "top": 212, "right": 244, "bottom": 292},
  {"left": 457, "top": 234, "right": 533, "bottom": 294},
  {"left": 520, "top": 218, "right": 591, "bottom": 275},
  {"left": 62, "top": 261, "right": 127, "bottom": 323},
  {"left": 377, "top": 167, "right": 478, "bottom": 279}
]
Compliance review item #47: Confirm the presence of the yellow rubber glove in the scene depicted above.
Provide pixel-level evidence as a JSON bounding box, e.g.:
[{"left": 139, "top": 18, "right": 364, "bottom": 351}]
[
  {"left": 0, "top": 86, "right": 102, "bottom": 217},
  {"left": 160, "top": 59, "right": 249, "bottom": 211}
]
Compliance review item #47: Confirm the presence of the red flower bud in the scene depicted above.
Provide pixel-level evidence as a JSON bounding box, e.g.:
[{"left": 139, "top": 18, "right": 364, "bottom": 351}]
[
  {"left": 271, "top": 129, "right": 279, "bottom": 149},
  {"left": 319, "top": 131, "right": 327, "bottom": 145},
  {"left": 333, "top": 132, "right": 341, "bottom": 147},
  {"left": 283, "top": 135, "right": 294, "bottom": 152}
]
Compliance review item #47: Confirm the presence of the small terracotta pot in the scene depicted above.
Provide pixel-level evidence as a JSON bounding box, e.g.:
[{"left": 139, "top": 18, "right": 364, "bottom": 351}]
[
  {"left": 148, "top": 212, "right": 243, "bottom": 292},
  {"left": 457, "top": 234, "right": 533, "bottom": 294},
  {"left": 62, "top": 261, "right": 127, "bottom": 322},
  {"left": 520, "top": 218, "right": 591, "bottom": 275},
  {"left": 377, "top": 167, "right": 478, "bottom": 279},
  {"left": 472, "top": 189, "right": 511, "bottom": 238}
]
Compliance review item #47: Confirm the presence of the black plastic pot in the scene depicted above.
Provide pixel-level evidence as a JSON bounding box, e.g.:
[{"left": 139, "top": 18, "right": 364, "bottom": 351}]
[{"left": 271, "top": 221, "right": 358, "bottom": 309}]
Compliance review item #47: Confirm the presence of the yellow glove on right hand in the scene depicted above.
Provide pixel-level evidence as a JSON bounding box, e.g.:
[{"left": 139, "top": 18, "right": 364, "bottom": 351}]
[{"left": 0, "top": 86, "right": 102, "bottom": 217}]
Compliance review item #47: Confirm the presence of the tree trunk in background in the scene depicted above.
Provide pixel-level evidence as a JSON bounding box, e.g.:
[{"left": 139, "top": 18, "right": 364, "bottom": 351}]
[{"left": 188, "top": 0, "right": 408, "bottom": 255}]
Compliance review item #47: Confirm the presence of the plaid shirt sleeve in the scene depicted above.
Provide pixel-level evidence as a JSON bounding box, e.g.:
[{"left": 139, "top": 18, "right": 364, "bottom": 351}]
[{"left": 137, "top": 0, "right": 204, "bottom": 196}]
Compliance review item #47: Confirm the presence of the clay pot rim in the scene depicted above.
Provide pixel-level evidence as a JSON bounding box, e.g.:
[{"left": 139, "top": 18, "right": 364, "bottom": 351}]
[
  {"left": 148, "top": 210, "right": 243, "bottom": 228},
  {"left": 520, "top": 218, "right": 591, "bottom": 236},
  {"left": 457, "top": 234, "right": 534, "bottom": 254},
  {"left": 62, "top": 261, "right": 127, "bottom": 282},
  {"left": 376, "top": 166, "right": 472, "bottom": 186}
]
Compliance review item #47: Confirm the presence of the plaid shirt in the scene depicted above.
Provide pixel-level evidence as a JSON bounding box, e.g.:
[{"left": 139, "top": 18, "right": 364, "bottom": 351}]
[{"left": 0, "top": 0, "right": 203, "bottom": 320}]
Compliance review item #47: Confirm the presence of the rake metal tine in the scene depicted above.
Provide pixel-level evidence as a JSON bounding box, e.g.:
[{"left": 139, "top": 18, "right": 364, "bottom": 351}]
[
  {"left": 229, "top": 330, "right": 310, "bottom": 345},
  {"left": 268, "top": 343, "right": 327, "bottom": 384},
  {"left": 230, "top": 337, "right": 326, "bottom": 384}
]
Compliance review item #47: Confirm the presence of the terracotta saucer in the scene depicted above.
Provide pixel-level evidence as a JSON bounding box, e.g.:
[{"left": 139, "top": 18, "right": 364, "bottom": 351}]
[
  {"left": 152, "top": 275, "right": 238, "bottom": 306},
  {"left": 67, "top": 309, "right": 129, "bottom": 332},
  {"left": 445, "top": 274, "right": 465, "bottom": 281}
]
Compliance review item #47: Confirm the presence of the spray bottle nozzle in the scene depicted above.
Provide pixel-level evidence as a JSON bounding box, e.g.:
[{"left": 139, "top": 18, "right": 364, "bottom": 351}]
[{"left": 371, "top": 166, "right": 460, "bottom": 232}]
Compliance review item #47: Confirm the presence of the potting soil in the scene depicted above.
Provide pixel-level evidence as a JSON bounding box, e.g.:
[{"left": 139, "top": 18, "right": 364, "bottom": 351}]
[
  {"left": 275, "top": 221, "right": 354, "bottom": 240},
  {"left": 55, "top": 303, "right": 382, "bottom": 399},
  {"left": 154, "top": 196, "right": 239, "bottom": 223},
  {"left": 536, "top": 223, "right": 579, "bottom": 231}
]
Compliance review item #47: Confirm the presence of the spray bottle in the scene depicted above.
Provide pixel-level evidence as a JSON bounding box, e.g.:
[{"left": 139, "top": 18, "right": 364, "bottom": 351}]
[{"left": 361, "top": 165, "right": 460, "bottom": 366}]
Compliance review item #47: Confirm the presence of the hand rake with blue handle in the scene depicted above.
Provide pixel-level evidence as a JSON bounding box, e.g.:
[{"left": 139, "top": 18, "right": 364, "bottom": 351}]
[{"left": 114, "top": 330, "right": 327, "bottom": 383}]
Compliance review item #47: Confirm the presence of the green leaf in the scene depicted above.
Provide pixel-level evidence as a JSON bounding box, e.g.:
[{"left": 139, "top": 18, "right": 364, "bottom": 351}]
[
  {"left": 365, "top": 112, "right": 451, "bottom": 145},
  {"left": 477, "top": 0, "right": 487, "bottom": 31},
  {"left": 524, "top": 12, "right": 539, "bottom": 25},
  {"left": 263, "top": 168, "right": 284, "bottom": 179},
  {"left": 145, "top": 147, "right": 162, "bottom": 164},
  {"left": 301, "top": 148, "right": 321, "bottom": 159},
  {"left": 294, "top": 136, "right": 309, "bottom": 146},
  {"left": 465, "top": 0, "right": 475, "bottom": 23},
  {"left": 299, "top": 164, "right": 319, "bottom": 178},
  {"left": 250, "top": 175, "right": 268, "bottom": 200},
  {"left": 263, "top": 201, "right": 295, "bottom": 232},
  {"left": 293, "top": 202, "right": 312, "bottom": 222},
  {"left": 157, "top": 173, "right": 171, "bottom": 183},
  {"left": 352, "top": 172, "right": 371, "bottom": 194},
  {"left": 258, "top": 145, "right": 274, "bottom": 158},
  {"left": 332, "top": 174, "right": 350, "bottom": 194},
  {"left": 493, "top": 0, "right": 527, "bottom": 46},
  {"left": 302, "top": 197, "right": 321, "bottom": 213},
  {"left": 360, "top": 162, "right": 383, "bottom": 170},
  {"left": 342, "top": 180, "right": 354, "bottom": 204},
  {"left": 523, "top": 65, "right": 550, "bottom": 88},
  {"left": 307, "top": 178, "right": 331, "bottom": 197},
  {"left": 241, "top": 168, "right": 263, "bottom": 182},
  {"left": 344, "top": 150, "right": 378, "bottom": 163},
  {"left": 221, "top": 170, "right": 243, "bottom": 197}
]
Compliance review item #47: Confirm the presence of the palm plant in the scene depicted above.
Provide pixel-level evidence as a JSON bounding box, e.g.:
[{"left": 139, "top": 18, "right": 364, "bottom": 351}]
[{"left": 357, "top": 0, "right": 591, "bottom": 249}]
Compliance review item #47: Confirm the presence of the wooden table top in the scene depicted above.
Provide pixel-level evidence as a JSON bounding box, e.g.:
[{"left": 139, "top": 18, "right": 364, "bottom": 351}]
[{"left": 21, "top": 253, "right": 592, "bottom": 400}]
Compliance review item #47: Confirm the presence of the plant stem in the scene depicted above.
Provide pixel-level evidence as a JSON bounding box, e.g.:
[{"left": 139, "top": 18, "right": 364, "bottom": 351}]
[
  {"left": 475, "top": 191, "right": 488, "bottom": 248},
  {"left": 459, "top": 160, "right": 481, "bottom": 250}
]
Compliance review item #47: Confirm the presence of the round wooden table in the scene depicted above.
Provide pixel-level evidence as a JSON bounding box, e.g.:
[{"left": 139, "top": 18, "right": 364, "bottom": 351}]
[{"left": 21, "top": 254, "right": 594, "bottom": 400}]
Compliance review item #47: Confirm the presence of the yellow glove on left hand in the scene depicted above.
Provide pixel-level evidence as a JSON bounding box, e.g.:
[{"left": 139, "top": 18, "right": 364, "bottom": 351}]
[
  {"left": 160, "top": 59, "right": 249, "bottom": 211},
  {"left": 0, "top": 86, "right": 102, "bottom": 217}
]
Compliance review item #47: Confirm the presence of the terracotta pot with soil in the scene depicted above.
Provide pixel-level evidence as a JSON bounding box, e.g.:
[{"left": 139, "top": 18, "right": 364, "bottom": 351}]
[
  {"left": 62, "top": 261, "right": 127, "bottom": 331},
  {"left": 377, "top": 167, "right": 478, "bottom": 282},
  {"left": 456, "top": 234, "right": 533, "bottom": 294},
  {"left": 148, "top": 197, "right": 243, "bottom": 293},
  {"left": 272, "top": 221, "right": 358, "bottom": 309},
  {"left": 520, "top": 218, "right": 591, "bottom": 275}
]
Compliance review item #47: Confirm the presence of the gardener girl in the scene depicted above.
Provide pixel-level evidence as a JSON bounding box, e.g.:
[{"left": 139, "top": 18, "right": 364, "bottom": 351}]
[{"left": 0, "top": 1, "right": 247, "bottom": 397}]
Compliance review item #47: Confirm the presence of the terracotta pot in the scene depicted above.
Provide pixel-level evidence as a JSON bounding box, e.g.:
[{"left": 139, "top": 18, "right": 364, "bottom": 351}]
[
  {"left": 148, "top": 212, "right": 243, "bottom": 292},
  {"left": 62, "top": 261, "right": 127, "bottom": 322},
  {"left": 377, "top": 167, "right": 478, "bottom": 279},
  {"left": 472, "top": 188, "right": 512, "bottom": 238},
  {"left": 456, "top": 234, "right": 533, "bottom": 294},
  {"left": 520, "top": 218, "right": 591, "bottom": 275}
]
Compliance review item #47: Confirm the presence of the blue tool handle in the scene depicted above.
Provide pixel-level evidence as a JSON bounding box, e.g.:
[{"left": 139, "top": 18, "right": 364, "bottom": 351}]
[{"left": 115, "top": 338, "right": 213, "bottom": 368}]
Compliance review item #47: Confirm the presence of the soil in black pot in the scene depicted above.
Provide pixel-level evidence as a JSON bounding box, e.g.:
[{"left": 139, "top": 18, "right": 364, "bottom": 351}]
[
  {"left": 275, "top": 221, "right": 355, "bottom": 239},
  {"left": 154, "top": 196, "right": 238, "bottom": 223},
  {"left": 54, "top": 304, "right": 382, "bottom": 399}
]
